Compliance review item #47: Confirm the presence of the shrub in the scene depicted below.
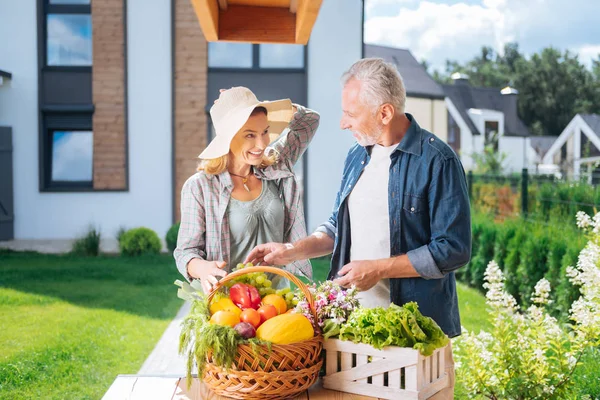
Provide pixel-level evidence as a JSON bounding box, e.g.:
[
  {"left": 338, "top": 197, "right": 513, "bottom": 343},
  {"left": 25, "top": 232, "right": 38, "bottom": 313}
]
[
  {"left": 469, "top": 213, "right": 585, "bottom": 316},
  {"left": 116, "top": 226, "right": 127, "bottom": 245},
  {"left": 469, "top": 218, "right": 497, "bottom": 290},
  {"left": 166, "top": 222, "right": 180, "bottom": 253},
  {"left": 516, "top": 226, "right": 551, "bottom": 308},
  {"left": 455, "top": 250, "right": 600, "bottom": 399},
  {"left": 72, "top": 226, "right": 101, "bottom": 256},
  {"left": 119, "top": 227, "right": 162, "bottom": 256}
]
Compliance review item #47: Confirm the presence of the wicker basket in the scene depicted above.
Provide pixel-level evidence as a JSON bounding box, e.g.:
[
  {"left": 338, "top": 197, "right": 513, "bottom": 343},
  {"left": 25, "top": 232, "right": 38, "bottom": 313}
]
[{"left": 203, "top": 266, "right": 323, "bottom": 400}]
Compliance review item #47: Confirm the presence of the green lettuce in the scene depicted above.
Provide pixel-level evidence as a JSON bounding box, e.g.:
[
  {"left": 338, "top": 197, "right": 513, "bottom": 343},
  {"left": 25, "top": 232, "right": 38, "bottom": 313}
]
[{"left": 338, "top": 302, "right": 449, "bottom": 356}]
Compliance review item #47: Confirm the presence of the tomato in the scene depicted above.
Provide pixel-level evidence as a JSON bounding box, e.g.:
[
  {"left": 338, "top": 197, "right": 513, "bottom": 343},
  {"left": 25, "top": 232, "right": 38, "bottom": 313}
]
[
  {"left": 257, "top": 304, "right": 278, "bottom": 325},
  {"left": 229, "top": 283, "right": 261, "bottom": 310},
  {"left": 240, "top": 308, "right": 261, "bottom": 329}
]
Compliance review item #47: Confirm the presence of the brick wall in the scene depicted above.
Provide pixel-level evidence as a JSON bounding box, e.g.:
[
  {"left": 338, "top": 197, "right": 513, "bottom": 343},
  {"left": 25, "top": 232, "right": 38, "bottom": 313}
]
[
  {"left": 91, "top": 0, "right": 127, "bottom": 190},
  {"left": 174, "top": 0, "right": 208, "bottom": 221}
]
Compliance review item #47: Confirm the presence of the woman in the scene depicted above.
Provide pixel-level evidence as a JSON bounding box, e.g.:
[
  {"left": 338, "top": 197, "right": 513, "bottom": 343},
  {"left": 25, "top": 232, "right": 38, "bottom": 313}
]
[{"left": 174, "top": 87, "right": 319, "bottom": 293}]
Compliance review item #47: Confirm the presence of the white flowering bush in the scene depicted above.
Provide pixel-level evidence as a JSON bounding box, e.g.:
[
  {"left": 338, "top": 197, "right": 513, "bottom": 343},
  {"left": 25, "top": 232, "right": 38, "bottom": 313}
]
[{"left": 455, "top": 211, "right": 600, "bottom": 399}]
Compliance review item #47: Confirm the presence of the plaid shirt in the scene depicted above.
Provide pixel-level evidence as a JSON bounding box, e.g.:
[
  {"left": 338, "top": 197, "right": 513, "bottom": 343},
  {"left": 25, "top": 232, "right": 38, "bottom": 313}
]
[{"left": 174, "top": 105, "right": 320, "bottom": 280}]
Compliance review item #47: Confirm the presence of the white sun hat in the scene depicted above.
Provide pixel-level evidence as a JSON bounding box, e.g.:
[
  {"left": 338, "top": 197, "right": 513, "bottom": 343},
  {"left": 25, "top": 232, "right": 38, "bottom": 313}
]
[{"left": 198, "top": 87, "right": 293, "bottom": 159}]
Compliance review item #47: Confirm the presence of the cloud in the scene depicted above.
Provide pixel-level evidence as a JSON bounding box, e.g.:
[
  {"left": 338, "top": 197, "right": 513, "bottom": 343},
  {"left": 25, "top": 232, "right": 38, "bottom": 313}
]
[
  {"left": 364, "top": 0, "right": 600, "bottom": 72},
  {"left": 47, "top": 15, "right": 92, "bottom": 66},
  {"left": 52, "top": 132, "right": 93, "bottom": 181},
  {"left": 577, "top": 45, "right": 600, "bottom": 68}
]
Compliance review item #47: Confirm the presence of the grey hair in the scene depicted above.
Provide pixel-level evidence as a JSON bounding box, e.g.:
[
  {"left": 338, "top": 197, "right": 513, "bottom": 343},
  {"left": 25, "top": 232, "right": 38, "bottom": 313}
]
[{"left": 341, "top": 58, "right": 406, "bottom": 115}]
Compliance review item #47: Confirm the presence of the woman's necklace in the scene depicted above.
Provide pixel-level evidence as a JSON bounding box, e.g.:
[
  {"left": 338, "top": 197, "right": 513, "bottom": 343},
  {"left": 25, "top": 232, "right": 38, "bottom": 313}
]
[{"left": 229, "top": 170, "right": 252, "bottom": 192}]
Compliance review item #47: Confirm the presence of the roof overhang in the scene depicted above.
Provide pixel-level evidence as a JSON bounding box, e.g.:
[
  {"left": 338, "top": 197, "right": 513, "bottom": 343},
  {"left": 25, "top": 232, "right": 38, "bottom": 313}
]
[
  {"left": 0, "top": 69, "right": 12, "bottom": 86},
  {"left": 190, "top": 0, "right": 323, "bottom": 44}
]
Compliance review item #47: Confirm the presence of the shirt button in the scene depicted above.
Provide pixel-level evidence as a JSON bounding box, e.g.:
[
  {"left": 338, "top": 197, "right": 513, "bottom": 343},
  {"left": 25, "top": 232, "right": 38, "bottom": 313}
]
[
  {"left": 361, "top": 161, "right": 365, "bottom": 165},
  {"left": 430, "top": 137, "right": 435, "bottom": 142},
  {"left": 410, "top": 206, "right": 415, "bottom": 212},
  {"left": 348, "top": 184, "right": 352, "bottom": 188}
]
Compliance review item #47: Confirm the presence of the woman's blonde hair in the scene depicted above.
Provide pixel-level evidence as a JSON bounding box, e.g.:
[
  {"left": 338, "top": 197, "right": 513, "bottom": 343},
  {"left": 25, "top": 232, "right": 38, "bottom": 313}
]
[
  {"left": 198, "top": 151, "right": 278, "bottom": 175},
  {"left": 198, "top": 106, "right": 279, "bottom": 175}
]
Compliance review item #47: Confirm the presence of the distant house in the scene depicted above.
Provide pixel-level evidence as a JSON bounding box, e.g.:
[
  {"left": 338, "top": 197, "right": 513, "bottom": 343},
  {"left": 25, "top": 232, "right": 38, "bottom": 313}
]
[
  {"left": 542, "top": 114, "right": 600, "bottom": 180},
  {"left": 530, "top": 136, "right": 559, "bottom": 163},
  {"left": 443, "top": 75, "right": 532, "bottom": 172},
  {"left": 364, "top": 45, "right": 448, "bottom": 141}
]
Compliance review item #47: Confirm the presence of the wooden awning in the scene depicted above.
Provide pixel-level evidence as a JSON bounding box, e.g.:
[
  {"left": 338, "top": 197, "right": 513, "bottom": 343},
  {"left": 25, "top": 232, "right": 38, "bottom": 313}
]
[{"left": 190, "top": 0, "right": 323, "bottom": 44}]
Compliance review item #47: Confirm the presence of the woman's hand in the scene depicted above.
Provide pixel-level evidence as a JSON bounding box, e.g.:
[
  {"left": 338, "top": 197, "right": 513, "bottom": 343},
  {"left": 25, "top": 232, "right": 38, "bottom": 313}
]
[{"left": 187, "top": 258, "right": 228, "bottom": 293}]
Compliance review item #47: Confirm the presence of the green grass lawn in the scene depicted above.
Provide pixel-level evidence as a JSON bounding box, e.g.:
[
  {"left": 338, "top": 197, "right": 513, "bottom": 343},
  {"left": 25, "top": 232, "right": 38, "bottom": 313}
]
[{"left": 0, "top": 250, "right": 183, "bottom": 400}]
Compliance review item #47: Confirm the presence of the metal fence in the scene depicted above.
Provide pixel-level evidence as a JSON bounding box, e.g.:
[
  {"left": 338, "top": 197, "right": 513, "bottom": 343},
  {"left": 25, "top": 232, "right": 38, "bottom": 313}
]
[{"left": 467, "top": 168, "right": 600, "bottom": 228}]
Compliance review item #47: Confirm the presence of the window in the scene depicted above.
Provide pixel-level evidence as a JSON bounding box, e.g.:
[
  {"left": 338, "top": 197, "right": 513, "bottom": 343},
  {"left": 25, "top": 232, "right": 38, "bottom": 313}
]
[
  {"left": 39, "top": 0, "right": 95, "bottom": 190},
  {"left": 208, "top": 43, "right": 253, "bottom": 68},
  {"left": 43, "top": 114, "right": 93, "bottom": 190},
  {"left": 259, "top": 44, "right": 304, "bottom": 68},
  {"left": 208, "top": 43, "right": 305, "bottom": 70},
  {"left": 49, "top": 0, "right": 90, "bottom": 3},
  {"left": 207, "top": 115, "right": 216, "bottom": 142},
  {"left": 51, "top": 130, "right": 93, "bottom": 182},
  {"left": 484, "top": 120, "right": 499, "bottom": 152},
  {"left": 447, "top": 111, "right": 461, "bottom": 153},
  {"left": 45, "top": 0, "right": 92, "bottom": 67}
]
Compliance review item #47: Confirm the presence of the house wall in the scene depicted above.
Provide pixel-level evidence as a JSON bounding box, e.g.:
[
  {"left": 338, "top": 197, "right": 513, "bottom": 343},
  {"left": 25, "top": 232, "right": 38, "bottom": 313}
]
[
  {"left": 173, "top": 0, "right": 208, "bottom": 223},
  {"left": 405, "top": 97, "right": 447, "bottom": 141},
  {"left": 499, "top": 137, "right": 531, "bottom": 172},
  {"left": 0, "top": 0, "right": 172, "bottom": 242},
  {"left": 306, "top": 0, "right": 363, "bottom": 232},
  {"left": 445, "top": 98, "right": 474, "bottom": 170}
]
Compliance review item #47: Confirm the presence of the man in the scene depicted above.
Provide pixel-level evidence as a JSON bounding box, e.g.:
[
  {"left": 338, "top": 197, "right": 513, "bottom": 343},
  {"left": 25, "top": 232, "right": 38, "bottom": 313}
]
[{"left": 245, "top": 58, "right": 471, "bottom": 398}]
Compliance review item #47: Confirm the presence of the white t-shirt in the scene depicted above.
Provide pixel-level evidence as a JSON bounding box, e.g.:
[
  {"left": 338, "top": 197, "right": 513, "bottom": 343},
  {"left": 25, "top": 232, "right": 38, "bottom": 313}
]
[{"left": 348, "top": 144, "right": 396, "bottom": 308}]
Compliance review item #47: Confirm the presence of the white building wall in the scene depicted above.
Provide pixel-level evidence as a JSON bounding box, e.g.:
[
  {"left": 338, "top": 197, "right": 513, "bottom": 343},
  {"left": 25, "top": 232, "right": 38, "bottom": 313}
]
[
  {"left": 499, "top": 137, "right": 530, "bottom": 172},
  {"left": 0, "top": 0, "right": 173, "bottom": 243},
  {"left": 306, "top": 0, "right": 363, "bottom": 232},
  {"left": 445, "top": 97, "right": 474, "bottom": 170}
]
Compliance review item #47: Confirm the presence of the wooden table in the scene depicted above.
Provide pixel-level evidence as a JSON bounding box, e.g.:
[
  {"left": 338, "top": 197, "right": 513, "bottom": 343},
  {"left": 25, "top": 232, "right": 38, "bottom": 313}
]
[{"left": 102, "top": 375, "right": 384, "bottom": 400}]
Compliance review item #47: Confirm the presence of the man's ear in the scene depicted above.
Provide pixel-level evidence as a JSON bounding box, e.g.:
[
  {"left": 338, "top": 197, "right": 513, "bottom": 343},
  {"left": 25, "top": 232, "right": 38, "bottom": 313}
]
[{"left": 379, "top": 103, "right": 395, "bottom": 125}]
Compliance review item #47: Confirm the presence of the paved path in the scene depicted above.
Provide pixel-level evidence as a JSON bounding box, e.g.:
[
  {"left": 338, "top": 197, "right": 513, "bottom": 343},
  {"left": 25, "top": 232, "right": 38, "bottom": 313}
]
[
  {"left": 0, "top": 238, "right": 120, "bottom": 253},
  {"left": 138, "top": 301, "right": 191, "bottom": 376}
]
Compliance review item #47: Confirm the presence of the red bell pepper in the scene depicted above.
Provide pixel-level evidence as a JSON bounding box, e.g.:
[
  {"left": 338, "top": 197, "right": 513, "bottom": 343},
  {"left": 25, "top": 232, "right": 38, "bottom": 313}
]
[{"left": 229, "top": 283, "right": 261, "bottom": 310}]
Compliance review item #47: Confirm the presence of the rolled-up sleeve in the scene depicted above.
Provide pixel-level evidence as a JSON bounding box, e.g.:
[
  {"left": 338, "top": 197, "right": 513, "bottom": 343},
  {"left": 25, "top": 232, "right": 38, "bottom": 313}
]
[
  {"left": 173, "top": 177, "right": 207, "bottom": 280},
  {"left": 408, "top": 157, "right": 471, "bottom": 279}
]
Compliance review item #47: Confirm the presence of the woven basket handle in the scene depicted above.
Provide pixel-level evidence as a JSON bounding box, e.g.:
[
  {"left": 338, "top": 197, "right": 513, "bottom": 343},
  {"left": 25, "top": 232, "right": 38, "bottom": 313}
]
[{"left": 206, "top": 266, "right": 317, "bottom": 323}]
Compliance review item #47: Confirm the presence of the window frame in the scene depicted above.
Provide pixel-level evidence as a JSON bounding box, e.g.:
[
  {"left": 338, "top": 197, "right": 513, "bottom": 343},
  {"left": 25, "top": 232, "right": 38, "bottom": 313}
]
[
  {"left": 41, "top": 112, "right": 95, "bottom": 192},
  {"left": 43, "top": 0, "right": 92, "bottom": 70},
  {"left": 208, "top": 43, "right": 307, "bottom": 72}
]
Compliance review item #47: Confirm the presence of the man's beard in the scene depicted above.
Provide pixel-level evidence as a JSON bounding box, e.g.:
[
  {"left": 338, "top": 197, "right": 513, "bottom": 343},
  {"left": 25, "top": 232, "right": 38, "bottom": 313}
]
[{"left": 354, "top": 127, "right": 384, "bottom": 147}]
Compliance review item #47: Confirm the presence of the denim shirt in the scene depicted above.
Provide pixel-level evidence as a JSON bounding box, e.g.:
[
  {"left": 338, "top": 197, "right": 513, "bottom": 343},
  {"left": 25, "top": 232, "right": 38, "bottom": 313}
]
[{"left": 316, "top": 114, "right": 471, "bottom": 337}]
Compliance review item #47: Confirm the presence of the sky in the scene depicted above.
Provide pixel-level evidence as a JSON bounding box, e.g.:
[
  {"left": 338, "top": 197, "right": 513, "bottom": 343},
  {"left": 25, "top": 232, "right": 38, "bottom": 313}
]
[{"left": 364, "top": 0, "right": 600, "bottom": 73}]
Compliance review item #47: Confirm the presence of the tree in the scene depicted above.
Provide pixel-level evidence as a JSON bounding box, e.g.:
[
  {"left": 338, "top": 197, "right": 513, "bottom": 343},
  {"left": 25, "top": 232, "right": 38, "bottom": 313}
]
[
  {"left": 433, "top": 44, "right": 600, "bottom": 136},
  {"left": 515, "top": 48, "right": 599, "bottom": 135}
]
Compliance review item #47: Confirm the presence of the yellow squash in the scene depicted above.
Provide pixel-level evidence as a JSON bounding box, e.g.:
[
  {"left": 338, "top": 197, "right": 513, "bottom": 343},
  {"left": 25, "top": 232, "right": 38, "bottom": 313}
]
[{"left": 256, "top": 313, "right": 314, "bottom": 344}]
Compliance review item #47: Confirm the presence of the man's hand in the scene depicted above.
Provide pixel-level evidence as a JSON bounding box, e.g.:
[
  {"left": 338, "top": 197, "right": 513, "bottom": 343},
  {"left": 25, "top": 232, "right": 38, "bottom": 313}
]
[
  {"left": 245, "top": 242, "right": 295, "bottom": 266},
  {"left": 187, "top": 259, "right": 228, "bottom": 293},
  {"left": 334, "top": 260, "right": 383, "bottom": 291}
]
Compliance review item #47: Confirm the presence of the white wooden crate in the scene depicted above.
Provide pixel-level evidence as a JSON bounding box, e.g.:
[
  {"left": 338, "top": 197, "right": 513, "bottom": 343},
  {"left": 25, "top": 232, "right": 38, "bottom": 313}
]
[{"left": 322, "top": 339, "right": 449, "bottom": 400}]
